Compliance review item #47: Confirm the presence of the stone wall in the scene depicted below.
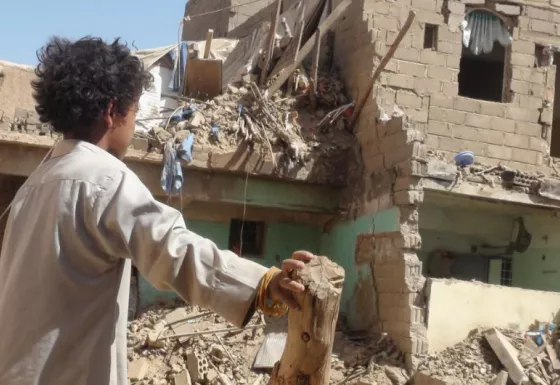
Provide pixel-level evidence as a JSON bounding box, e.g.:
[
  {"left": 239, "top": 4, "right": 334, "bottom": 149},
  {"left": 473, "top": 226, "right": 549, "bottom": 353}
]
[
  {"left": 336, "top": 0, "right": 560, "bottom": 173},
  {"left": 332, "top": 0, "right": 428, "bottom": 356}
]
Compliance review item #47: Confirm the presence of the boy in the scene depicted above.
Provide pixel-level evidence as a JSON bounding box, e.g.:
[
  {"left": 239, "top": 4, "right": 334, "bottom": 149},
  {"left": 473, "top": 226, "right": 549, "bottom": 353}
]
[{"left": 0, "top": 37, "right": 313, "bottom": 385}]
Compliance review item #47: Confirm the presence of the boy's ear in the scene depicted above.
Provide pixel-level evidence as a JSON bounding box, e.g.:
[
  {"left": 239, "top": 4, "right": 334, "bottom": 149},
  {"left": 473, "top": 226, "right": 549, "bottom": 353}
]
[{"left": 103, "top": 100, "right": 116, "bottom": 128}]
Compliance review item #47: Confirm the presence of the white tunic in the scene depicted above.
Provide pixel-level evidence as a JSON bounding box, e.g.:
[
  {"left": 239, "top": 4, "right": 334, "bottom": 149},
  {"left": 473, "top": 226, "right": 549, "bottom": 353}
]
[{"left": 0, "top": 140, "right": 267, "bottom": 385}]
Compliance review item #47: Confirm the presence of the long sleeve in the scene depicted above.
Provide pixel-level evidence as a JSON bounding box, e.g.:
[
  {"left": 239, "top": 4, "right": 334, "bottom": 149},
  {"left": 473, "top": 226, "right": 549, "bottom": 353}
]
[{"left": 94, "top": 170, "right": 268, "bottom": 328}]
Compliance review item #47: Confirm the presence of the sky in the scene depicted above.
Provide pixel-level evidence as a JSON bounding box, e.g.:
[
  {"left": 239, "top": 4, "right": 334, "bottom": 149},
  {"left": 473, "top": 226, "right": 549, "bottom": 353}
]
[{"left": 1, "top": 0, "right": 187, "bottom": 65}]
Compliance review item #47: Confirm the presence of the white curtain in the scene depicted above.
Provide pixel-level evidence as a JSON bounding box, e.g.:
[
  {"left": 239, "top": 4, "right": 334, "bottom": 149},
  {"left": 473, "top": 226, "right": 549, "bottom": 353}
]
[{"left": 461, "top": 11, "right": 512, "bottom": 55}]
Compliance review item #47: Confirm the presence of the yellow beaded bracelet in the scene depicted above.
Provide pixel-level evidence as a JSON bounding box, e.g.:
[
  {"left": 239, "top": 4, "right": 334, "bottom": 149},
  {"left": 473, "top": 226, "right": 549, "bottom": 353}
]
[{"left": 256, "top": 267, "right": 288, "bottom": 317}]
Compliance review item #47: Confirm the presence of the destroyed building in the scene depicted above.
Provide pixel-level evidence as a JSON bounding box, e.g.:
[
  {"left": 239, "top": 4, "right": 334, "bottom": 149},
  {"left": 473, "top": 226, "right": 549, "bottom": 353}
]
[{"left": 4, "top": 0, "right": 560, "bottom": 375}]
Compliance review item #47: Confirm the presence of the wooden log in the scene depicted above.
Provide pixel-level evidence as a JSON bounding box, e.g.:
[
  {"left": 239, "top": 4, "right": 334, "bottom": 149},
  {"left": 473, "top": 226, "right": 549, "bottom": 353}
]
[
  {"left": 204, "top": 29, "right": 214, "bottom": 59},
  {"left": 260, "top": 0, "right": 283, "bottom": 86},
  {"left": 310, "top": 28, "right": 322, "bottom": 109},
  {"left": 268, "top": 256, "right": 345, "bottom": 385},
  {"left": 269, "top": 2, "right": 306, "bottom": 78},
  {"left": 349, "top": 11, "right": 416, "bottom": 130},
  {"left": 267, "top": 0, "right": 352, "bottom": 95}
]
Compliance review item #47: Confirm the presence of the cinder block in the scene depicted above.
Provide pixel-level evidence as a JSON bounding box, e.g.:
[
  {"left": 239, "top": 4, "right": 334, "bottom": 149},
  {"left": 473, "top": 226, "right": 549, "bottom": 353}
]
[
  {"left": 427, "top": 66, "right": 458, "bottom": 82},
  {"left": 446, "top": 54, "right": 460, "bottom": 69},
  {"left": 496, "top": 3, "right": 521, "bottom": 15},
  {"left": 504, "top": 133, "right": 530, "bottom": 149},
  {"left": 393, "top": 47, "right": 421, "bottom": 62},
  {"left": 454, "top": 97, "right": 481, "bottom": 113},
  {"left": 465, "top": 113, "right": 493, "bottom": 129},
  {"left": 515, "top": 122, "right": 542, "bottom": 136},
  {"left": 510, "top": 80, "right": 530, "bottom": 95},
  {"left": 373, "top": 15, "right": 400, "bottom": 31},
  {"left": 490, "top": 117, "right": 516, "bottom": 132},
  {"left": 511, "top": 53, "right": 535, "bottom": 68},
  {"left": 397, "top": 60, "right": 427, "bottom": 77},
  {"left": 429, "top": 106, "right": 466, "bottom": 124},
  {"left": 440, "top": 81, "right": 458, "bottom": 96},
  {"left": 420, "top": 50, "right": 446, "bottom": 66},
  {"left": 415, "top": 9, "right": 444, "bottom": 24},
  {"left": 411, "top": 0, "right": 437, "bottom": 10},
  {"left": 529, "top": 136, "right": 547, "bottom": 152},
  {"left": 506, "top": 106, "right": 538, "bottom": 122},
  {"left": 530, "top": 19, "right": 555, "bottom": 34},
  {"left": 387, "top": 73, "right": 415, "bottom": 89},
  {"left": 407, "top": 108, "right": 430, "bottom": 123},
  {"left": 526, "top": 6, "right": 551, "bottom": 21},
  {"left": 414, "top": 78, "right": 442, "bottom": 93},
  {"left": 428, "top": 120, "right": 451, "bottom": 136},
  {"left": 487, "top": 144, "right": 513, "bottom": 160},
  {"left": 481, "top": 102, "right": 506, "bottom": 117}
]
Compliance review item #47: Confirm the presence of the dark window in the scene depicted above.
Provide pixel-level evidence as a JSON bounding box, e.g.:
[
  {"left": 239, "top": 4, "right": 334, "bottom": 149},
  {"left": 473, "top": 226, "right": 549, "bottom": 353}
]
[
  {"left": 500, "top": 258, "right": 512, "bottom": 286},
  {"left": 424, "top": 24, "right": 438, "bottom": 50},
  {"left": 228, "top": 219, "right": 265, "bottom": 258},
  {"left": 550, "top": 52, "right": 560, "bottom": 157},
  {"left": 459, "top": 42, "right": 507, "bottom": 102}
]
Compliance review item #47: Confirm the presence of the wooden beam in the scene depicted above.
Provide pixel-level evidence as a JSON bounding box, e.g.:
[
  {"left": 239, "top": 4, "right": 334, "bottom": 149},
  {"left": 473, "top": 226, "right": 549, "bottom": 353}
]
[
  {"left": 310, "top": 28, "right": 322, "bottom": 109},
  {"left": 269, "top": 256, "right": 344, "bottom": 385},
  {"left": 260, "top": 0, "right": 283, "bottom": 86},
  {"left": 267, "top": 0, "right": 352, "bottom": 95},
  {"left": 349, "top": 11, "right": 416, "bottom": 130},
  {"left": 204, "top": 29, "right": 214, "bottom": 59},
  {"left": 269, "top": 2, "right": 306, "bottom": 78}
]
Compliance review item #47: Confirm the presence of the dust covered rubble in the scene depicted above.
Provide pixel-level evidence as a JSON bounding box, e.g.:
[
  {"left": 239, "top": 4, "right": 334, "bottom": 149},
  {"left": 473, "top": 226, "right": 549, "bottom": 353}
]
[
  {"left": 133, "top": 71, "right": 355, "bottom": 168},
  {"left": 126, "top": 302, "right": 409, "bottom": 385}
]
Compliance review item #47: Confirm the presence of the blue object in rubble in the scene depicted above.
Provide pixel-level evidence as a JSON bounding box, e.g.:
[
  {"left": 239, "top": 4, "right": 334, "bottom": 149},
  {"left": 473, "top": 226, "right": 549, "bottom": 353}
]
[
  {"left": 237, "top": 104, "right": 243, "bottom": 115},
  {"left": 211, "top": 123, "right": 220, "bottom": 139},
  {"left": 454, "top": 151, "right": 475, "bottom": 167},
  {"left": 161, "top": 142, "right": 183, "bottom": 195},
  {"left": 178, "top": 133, "right": 194, "bottom": 162}
]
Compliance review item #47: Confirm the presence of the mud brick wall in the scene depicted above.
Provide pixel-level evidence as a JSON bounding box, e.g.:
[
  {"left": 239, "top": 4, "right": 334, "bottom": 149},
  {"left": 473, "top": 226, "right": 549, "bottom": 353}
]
[{"left": 335, "top": 0, "right": 560, "bottom": 173}]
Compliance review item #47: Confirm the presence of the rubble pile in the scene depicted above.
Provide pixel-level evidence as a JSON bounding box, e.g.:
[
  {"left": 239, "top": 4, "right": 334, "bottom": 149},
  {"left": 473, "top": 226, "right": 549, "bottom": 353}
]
[
  {"left": 126, "top": 301, "right": 408, "bottom": 385},
  {"left": 415, "top": 325, "right": 560, "bottom": 385},
  {"left": 135, "top": 70, "right": 354, "bottom": 167}
]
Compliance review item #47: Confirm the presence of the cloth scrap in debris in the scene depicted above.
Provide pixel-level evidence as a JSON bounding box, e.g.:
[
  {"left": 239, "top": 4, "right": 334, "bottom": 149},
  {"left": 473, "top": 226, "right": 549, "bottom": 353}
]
[
  {"left": 178, "top": 133, "right": 195, "bottom": 162},
  {"left": 161, "top": 141, "right": 183, "bottom": 195}
]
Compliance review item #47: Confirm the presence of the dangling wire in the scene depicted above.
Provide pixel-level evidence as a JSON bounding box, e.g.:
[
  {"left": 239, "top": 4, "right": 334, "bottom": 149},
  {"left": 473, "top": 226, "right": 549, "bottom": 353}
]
[{"left": 238, "top": 171, "right": 250, "bottom": 257}]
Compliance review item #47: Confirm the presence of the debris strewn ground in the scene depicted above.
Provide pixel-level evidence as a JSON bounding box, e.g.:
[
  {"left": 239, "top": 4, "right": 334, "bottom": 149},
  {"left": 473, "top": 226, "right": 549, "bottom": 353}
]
[{"left": 127, "top": 301, "right": 408, "bottom": 385}]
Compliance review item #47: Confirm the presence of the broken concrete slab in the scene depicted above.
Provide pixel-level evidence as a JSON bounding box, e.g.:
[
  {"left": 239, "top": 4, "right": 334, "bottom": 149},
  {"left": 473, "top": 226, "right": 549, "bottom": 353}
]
[
  {"left": 539, "top": 178, "right": 560, "bottom": 201},
  {"left": 492, "top": 371, "right": 508, "bottom": 385},
  {"left": 484, "top": 328, "right": 528, "bottom": 385},
  {"left": 426, "top": 160, "right": 458, "bottom": 182},
  {"left": 128, "top": 358, "right": 149, "bottom": 381}
]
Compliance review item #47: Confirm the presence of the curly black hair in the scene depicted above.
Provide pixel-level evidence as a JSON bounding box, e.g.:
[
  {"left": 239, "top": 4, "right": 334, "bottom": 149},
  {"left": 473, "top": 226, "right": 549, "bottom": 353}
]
[{"left": 32, "top": 36, "right": 153, "bottom": 138}]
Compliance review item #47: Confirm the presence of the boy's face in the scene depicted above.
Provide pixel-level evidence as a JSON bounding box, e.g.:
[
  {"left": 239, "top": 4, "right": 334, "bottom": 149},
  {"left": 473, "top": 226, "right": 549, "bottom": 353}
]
[{"left": 106, "top": 101, "right": 139, "bottom": 159}]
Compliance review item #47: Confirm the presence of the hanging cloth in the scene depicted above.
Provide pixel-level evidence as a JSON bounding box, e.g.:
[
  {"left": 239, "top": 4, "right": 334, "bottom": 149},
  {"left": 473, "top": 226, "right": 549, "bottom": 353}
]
[
  {"left": 161, "top": 140, "right": 184, "bottom": 195},
  {"left": 169, "top": 41, "right": 190, "bottom": 92},
  {"left": 461, "top": 11, "right": 512, "bottom": 55}
]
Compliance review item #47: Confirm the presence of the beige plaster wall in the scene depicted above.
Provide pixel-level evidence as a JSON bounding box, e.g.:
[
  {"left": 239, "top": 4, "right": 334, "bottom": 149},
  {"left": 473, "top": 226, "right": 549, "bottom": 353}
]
[{"left": 426, "top": 278, "right": 560, "bottom": 352}]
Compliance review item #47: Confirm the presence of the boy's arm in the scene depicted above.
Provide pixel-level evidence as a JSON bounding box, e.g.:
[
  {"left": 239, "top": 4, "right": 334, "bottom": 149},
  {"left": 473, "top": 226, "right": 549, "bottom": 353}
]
[{"left": 95, "top": 171, "right": 268, "bottom": 328}]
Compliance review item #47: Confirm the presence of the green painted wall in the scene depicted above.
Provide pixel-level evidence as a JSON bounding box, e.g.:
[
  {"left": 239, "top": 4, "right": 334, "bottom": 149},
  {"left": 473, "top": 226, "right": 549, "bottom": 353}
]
[
  {"left": 419, "top": 195, "right": 560, "bottom": 292},
  {"left": 138, "top": 219, "right": 322, "bottom": 310},
  {"left": 319, "top": 207, "right": 400, "bottom": 312}
]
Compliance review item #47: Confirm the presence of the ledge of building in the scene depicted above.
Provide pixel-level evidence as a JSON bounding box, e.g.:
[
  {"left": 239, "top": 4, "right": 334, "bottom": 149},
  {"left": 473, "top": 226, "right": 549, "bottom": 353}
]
[
  {"left": 0, "top": 131, "right": 348, "bottom": 187},
  {"left": 0, "top": 132, "right": 343, "bottom": 214},
  {"left": 421, "top": 158, "right": 560, "bottom": 210}
]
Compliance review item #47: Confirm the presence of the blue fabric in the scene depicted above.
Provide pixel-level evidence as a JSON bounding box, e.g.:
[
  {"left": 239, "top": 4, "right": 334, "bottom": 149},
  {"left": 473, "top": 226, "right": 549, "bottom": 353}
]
[
  {"left": 169, "top": 41, "right": 190, "bottom": 92},
  {"left": 211, "top": 123, "right": 220, "bottom": 139},
  {"left": 161, "top": 142, "right": 183, "bottom": 195},
  {"left": 178, "top": 133, "right": 194, "bottom": 162}
]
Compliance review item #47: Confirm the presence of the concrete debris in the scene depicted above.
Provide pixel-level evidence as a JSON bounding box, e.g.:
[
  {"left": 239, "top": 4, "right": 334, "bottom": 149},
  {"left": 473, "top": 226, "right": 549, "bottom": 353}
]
[
  {"left": 131, "top": 70, "right": 354, "bottom": 167},
  {"left": 127, "top": 302, "right": 406, "bottom": 385}
]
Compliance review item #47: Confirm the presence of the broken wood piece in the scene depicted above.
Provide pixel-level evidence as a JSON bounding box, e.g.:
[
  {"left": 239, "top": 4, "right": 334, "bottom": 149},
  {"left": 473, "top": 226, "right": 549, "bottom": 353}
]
[
  {"left": 185, "top": 58, "right": 223, "bottom": 100},
  {"left": 260, "top": 0, "right": 283, "bottom": 86},
  {"left": 214, "top": 333, "right": 237, "bottom": 364},
  {"left": 267, "top": 0, "right": 352, "bottom": 95},
  {"left": 349, "top": 10, "right": 416, "bottom": 130},
  {"left": 270, "top": 2, "right": 306, "bottom": 78},
  {"left": 268, "top": 256, "right": 345, "bottom": 385},
  {"left": 546, "top": 342, "right": 560, "bottom": 371},
  {"left": 310, "top": 28, "right": 321, "bottom": 109},
  {"left": 160, "top": 324, "right": 265, "bottom": 341},
  {"left": 485, "top": 328, "right": 528, "bottom": 385},
  {"left": 204, "top": 29, "right": 214, "bottom": 59}
]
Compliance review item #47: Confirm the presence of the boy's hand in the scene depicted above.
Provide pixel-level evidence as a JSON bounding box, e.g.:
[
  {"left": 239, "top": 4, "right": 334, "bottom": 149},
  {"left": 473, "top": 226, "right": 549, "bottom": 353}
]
[{"left": 266, "top": 251, "right": 314, "bottom": 311}]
